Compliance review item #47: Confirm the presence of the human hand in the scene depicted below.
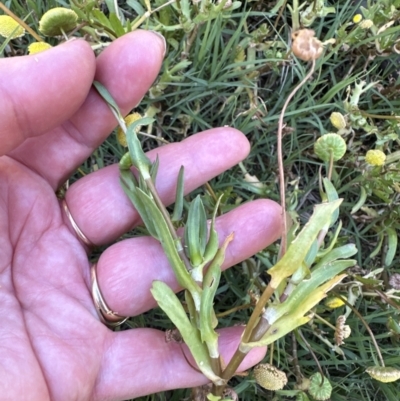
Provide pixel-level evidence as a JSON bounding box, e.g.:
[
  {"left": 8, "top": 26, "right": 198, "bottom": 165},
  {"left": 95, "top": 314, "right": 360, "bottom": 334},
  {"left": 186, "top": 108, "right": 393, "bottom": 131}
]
[{"left": 0, "top": 31, "right": 281, "bottom": 401}]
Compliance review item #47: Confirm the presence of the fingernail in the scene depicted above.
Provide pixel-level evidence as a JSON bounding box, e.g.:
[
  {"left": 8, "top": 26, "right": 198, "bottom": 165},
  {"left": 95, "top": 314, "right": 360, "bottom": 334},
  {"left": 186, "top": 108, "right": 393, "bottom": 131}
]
[{"left": 149, "top": 30, "right": 167, "bottom": 57}]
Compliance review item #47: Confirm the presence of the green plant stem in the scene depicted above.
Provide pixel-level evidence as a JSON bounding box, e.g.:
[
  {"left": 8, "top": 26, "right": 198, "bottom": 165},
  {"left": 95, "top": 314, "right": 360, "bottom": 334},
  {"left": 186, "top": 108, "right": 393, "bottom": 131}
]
[
  {"left": 291, "top": 0, "right": 300, "bottom": 32},
  {"left": 145, "top": 177, "right": 193, "bottom": 272},
  {"left": 218, "top": 283, "right": 275, "bottom": 386}
]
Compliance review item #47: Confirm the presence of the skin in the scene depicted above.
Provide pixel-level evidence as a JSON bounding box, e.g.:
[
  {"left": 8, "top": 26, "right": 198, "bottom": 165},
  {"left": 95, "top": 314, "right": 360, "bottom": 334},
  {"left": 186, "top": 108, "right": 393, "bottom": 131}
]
[{"left": 0, "top": 31, "right": 282, "bottom": 401}]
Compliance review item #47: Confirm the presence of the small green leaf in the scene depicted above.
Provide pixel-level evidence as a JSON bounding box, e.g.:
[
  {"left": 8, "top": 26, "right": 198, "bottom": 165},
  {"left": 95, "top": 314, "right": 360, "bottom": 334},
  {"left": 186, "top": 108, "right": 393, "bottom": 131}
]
[
  {"left": 126, "top": 120, "right": 154, "bottom": 179},
  {"left": 385, "top": 227, "right": 397, "bottom": 267},
  {"left": 322, "top": 178, "right": 339, "bottom": 225},
  {"left": 93, "top": 81, "right": 124, "bottom": 122},
  {"left": 119, "top": 152, "right": 132, "bottom": 170},
  {"left": 185, "top": 195, "right": 208, "bottom": 267},
  {"left": 109, "top": 12, "right": 125, "bottom": 37},
  {"left": 203, "top": 196, "right": 222, "bottom": 265},
  {"left": 351, "top": 186, "right": 367, "bottom": 214},
  {"left": 92, "top": 9, "right": 113, "bottom": 30},
  {"left": 150, "top": 155, "right": 159, "bottom": 183},
  {"left": 151, "top": 281, "right": 225, "bottom": 385},
  {"left": 119, "top": 172, "right": 159, "bottom": 239},
  {"left": 200, "top": 233, "right": 233, "bottom": 357},
  {"left": 171, "top": 166, "right": 185, "bottom": 222}
]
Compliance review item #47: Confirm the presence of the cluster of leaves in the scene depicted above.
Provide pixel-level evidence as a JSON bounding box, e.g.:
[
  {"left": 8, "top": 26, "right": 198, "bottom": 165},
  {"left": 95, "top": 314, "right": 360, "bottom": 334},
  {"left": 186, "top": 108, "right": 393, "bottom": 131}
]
[{"left": 2, "top": 0, "right": 400, "bottom": 400}]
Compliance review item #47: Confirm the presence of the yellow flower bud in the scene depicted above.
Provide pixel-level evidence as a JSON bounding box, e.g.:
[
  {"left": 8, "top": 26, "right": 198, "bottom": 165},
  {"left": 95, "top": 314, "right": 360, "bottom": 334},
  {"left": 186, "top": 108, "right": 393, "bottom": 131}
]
[
  {"left": 0, "top": 15, "right": 25, "bottom": 39},
  {"left": 253, "top": 364, "right": 288, "bottom": 391},
  {"left": 28, "top": 42, "right": 52, "bottom": 54},
  {"left": 330, "top": 112, "right": 346, "bottom": 130},
  {"left": 353, "top": 14, "right": 363, "bottom": 24},
  {"left": 365, "top": 150, "right": 386, "bottom": 166},
  {"left": 325, "top": 295, "right": 346, "bottom": 309},
  {"left": 39, "top": 7, "right": 78, "bottom": 37},
  {"left": 117, "top": 113, "right": 143, "bottom": 147}
]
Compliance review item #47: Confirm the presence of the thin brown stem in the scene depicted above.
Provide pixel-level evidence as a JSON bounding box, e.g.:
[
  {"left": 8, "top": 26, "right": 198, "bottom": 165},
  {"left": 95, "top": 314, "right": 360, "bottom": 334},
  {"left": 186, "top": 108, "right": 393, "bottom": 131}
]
[{"left": 277, "top": 59, "right": 316, "bottom": 256}]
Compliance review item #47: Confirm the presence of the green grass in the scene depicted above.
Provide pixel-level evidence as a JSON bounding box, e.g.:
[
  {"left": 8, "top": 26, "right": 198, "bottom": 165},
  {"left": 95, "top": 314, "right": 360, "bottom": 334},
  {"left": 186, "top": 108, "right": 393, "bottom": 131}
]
[{"left": 2, "top": 0, "right": 400, "bottom": 400}]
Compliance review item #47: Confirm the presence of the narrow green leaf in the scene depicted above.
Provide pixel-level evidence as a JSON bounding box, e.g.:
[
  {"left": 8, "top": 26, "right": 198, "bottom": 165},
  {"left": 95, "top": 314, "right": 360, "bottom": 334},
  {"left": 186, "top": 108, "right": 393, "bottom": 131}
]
[
  {"left": 119, "top": 173, "right": 159, "bottom": 239},
  {"left": 323, "top": 178, "right": 339, "bottom": 225},
  {"left": 151, "top": 281, "right": 225, "bottom": 385},
  {"left": 126, "top": 121, "right": 154, "bottom": 179},
  {"left": 136, "top": 188, "right": 201, "bottom": 304},
  {"left": 150, "top": 155, "right": 159, "bottom": 183},
  {"left": 92, "top": 9, "right": 113, "bottom": 29},
  {"left": 385, "top": 227, "right": 397, "bottom": 267},
  {"left": 186, "top": 195, "right": 208, "bottom": 267},
  {"left": 171, "top": 166, "right": 185, "bottom": 222},
  {"left": 109, "top": 12, "right": 125, "bottom": 37},
  {"left": 203, "top": 196, "right": 222, "bottom": 264},
  {"left": 92, "top": 81, "right": 123, "bottom": 121},
  {"left": 268, "top": 200, "right": 343, "bottom": 288}
]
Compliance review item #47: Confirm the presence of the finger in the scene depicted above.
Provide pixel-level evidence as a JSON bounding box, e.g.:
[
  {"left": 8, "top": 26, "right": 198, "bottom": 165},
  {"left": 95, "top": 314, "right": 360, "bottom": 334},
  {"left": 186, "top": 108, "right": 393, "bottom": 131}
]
[
  {"left": 96, "top": 326, "right": 266, "bottom": 400},
  {"left": 0, "top": 39, "right": 95, "bottom": 156},
  {"left": 63, "top": 127, "right": 251, "bottom": 246},
  {"left": 97, "top": 199, "right": 281, "bottom": 317},
  {"left": 8, "top": 30, "right": 165, "bottom": 188}
]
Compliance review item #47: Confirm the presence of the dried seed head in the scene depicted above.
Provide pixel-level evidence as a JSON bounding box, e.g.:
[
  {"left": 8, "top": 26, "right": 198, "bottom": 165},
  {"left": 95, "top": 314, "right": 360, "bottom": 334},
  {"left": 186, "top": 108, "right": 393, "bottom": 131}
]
[
  {"left": 389, "top": 273, "right": 400, "bottom": 290},
  {"left": 309, "top": 373, "right": 332, "bottom": 400},
  {"left": 253, "top": 364, "right": 288, "bottom": 391},
  {"left": 0, "top": 15, "right": 25, "bottom": 39},
  {"left": 329, "top": 112, "right": 347, "bottom": 130},
  {"left": 334, "top": 315, "right": 351, "bottom": 346},
  {"left": 365, "top": 149, "right": 386, "bottom": 166},
  {"left": 116, "top": 113, "right": 143, "bottom": 147},
  {"left": 39, "top": 7, "right": 78, "bottom": 37},
  {"left": 291, "top": 29, "right": 323, "bottom": 61},
  {"left": 314, "top": 133, "right": 347, "bottom": 162},
  {"left": 360, "top": 19, "right": 374, "bottom": 29},
  {"left": 366, "top": 366, "right": 400, "bottom": 383},
  {"left": 28, "top": 42, "right": 52, "bottom": 54}
]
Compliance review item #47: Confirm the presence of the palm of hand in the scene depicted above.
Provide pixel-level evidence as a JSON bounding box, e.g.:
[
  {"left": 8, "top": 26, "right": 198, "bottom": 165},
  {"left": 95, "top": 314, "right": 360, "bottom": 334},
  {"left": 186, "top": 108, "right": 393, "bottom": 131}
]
[{"left": 0, "top": 32, "right": 281, "bottom": 401}]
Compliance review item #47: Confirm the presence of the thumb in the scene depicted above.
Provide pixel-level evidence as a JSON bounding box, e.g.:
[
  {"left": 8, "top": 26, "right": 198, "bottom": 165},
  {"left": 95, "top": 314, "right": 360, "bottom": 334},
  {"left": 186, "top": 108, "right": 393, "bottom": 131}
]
[{"left": 0, "top": 39, "right": 95, "bottom": 156}]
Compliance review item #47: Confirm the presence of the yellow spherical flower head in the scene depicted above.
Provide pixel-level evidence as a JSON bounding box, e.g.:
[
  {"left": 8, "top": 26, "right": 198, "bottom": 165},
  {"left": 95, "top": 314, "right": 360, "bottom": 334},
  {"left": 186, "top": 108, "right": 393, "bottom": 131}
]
[
  {"left": 330, "top": 112, "right": 346, "bottom": 130},
  {"left": 365, "top": 149, "right": 386, "bottom": 166},
  {"left": 39, "top": 7, "right": 78, "bottom": 37},
  {"left": 253, "top": 363, "right": 288, "bottom": 391},
  {"left": 0, "top": 15, "right": 25, "bottom": 39},
  {"left": 117, "top": 113, "right": 143, "bottom": 147},
  {"left": 353, "top": 14, "right": 363, "bottom": 24},
  {"left": 28, "top": 42, "right": 52, "bottom": 55}
]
